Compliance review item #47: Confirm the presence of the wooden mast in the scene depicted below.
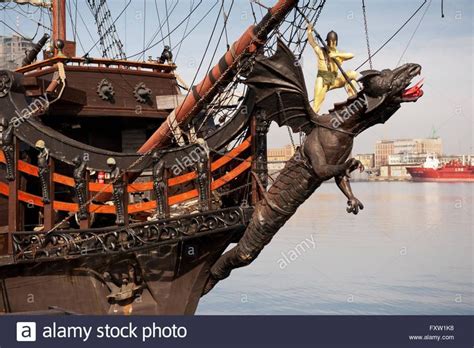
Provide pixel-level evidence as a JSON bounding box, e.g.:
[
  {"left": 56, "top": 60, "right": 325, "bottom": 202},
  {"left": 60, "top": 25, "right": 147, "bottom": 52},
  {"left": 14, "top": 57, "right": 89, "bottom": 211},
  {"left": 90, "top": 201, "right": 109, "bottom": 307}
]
[
  {"left": 52, "top": 0, "right": 66, "bottom": 51},
  {"left": 137, "top": 0, "right": 298, "bottom": 154}
]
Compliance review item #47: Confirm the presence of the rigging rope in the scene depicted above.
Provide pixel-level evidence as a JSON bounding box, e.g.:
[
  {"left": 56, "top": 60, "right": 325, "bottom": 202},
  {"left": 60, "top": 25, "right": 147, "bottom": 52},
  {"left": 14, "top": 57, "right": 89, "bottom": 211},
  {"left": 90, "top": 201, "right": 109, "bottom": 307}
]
[
  {"left": 355, "top": 0, "right": 427, "bottom": 71},
  {"left": 396, "top": 0, "right": 432, "bottom": 67},
  {"left": 141, "top": 0, "right": 146, "bottom": 61},
  {"left": 0, "top": 20, "right": 30, "bottom": 39},
  {"left": 287, "top": 126, "right": 297, "bottom": 150},
  {"left": 43, "top": 0, "right": 316, "bottom": 233},
  {"left": 361, "top": 0, "right": 373, "bottom": 69},
  {"left": 68, "top": 3, "right": 86, "bottom": 55},
  {"left": 126, "top": 0, "right": 203, "bottom": 60},
  {"left": 194, "top": 0, "right": 236, "bottom": 134},
  {"left": 84, "top": 0, "right": 130, "bottom": 59},
  {"left": 222, "top": 0, "right": 230, "bottom": 50},
  {"left": 66, "top": 0, "right": 77, "bottom": 43},
  {"left": 86, "top": 0, "right": 126, "bottom": 60},
  {"left": 153, "top": 0, "right": 166, "bottom": 46},
  {"left": 77, "top": 5, "right": 97, "bottom": 50},
  {"left": 9, "top": 6, "right": 51, "bottom": 31},
  {"left": 174, "top": 0, "right": 195, "bottom": 61},
  {"left": 249, "top": 1, "right": 258, "bottom": 24},
  {"left": 171, "top": 0, "right": 215, "bottom": 53},
  {"left": 171, "top": 0, "right": 227, "bottom": 142},
  {"left": 278, "top": 0, "right": 326, "bottom": 60},
  {"left": 143, "top": 0, "right": 178, "bottom": 54},
  {"left": 164, "top": 0, "right": 173, "bottom": 48}
]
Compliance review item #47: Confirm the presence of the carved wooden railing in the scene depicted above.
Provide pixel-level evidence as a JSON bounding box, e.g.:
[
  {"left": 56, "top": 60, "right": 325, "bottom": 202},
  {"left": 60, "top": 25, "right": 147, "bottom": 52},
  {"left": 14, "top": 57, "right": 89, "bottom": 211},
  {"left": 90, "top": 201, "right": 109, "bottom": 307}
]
[
  {"left": 0, "top": 137, "right": 251, "bottom": 215},
  {"left": 12, "top": 206, "right": 253, "bottom": 263},
  {"left": 16, "top": 56, "right": 177, "bottom": 75}
]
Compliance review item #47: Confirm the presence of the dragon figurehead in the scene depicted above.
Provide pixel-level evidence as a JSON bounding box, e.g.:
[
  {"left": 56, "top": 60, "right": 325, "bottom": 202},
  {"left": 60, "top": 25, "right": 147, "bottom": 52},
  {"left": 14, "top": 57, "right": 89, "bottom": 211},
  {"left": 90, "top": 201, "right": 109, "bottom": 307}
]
[
  {"left": 314, "top": 62, "right": 424, "bottom": 139},
  {"left": 203, "top": 41, "right": 424, "bottom": 295},
  {"left": 361, "top": 63, "right": 423, "bottom": 104},
  {"left": 353, "top": 63, "right": 423, "bottom": 129}
]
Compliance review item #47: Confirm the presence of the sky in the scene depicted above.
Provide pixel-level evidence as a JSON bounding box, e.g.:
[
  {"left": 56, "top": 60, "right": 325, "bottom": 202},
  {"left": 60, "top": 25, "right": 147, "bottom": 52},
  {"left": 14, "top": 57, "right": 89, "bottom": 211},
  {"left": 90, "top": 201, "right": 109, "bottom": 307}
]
[{"left": 1, "top": 0, "right": 472, "bottom": 155}]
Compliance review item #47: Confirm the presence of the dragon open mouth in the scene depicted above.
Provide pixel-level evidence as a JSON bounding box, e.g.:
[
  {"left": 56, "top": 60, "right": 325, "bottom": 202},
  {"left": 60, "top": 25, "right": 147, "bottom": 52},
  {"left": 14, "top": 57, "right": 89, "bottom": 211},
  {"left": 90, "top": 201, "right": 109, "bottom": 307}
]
[{"left": 402, "top": 78, "right": 424, "bottom": 102}]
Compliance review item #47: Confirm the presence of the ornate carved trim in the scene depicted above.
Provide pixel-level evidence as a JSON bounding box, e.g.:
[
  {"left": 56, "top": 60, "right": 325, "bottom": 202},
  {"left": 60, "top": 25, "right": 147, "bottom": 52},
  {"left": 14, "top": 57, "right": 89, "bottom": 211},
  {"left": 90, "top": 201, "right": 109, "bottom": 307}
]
[{"left": 12, "top": 207, "right": 252, "bottom": 263}]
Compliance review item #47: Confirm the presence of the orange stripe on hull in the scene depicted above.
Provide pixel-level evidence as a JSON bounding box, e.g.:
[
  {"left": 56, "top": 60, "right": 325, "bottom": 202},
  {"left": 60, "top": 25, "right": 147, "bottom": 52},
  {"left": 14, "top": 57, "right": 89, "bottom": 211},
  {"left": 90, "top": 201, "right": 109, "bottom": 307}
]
[
  {"left": 0, "top": 137, "right": 250, "bottom": 193},
  {"left": 0, "top": 157, "right": 251, "bottom": 214}
]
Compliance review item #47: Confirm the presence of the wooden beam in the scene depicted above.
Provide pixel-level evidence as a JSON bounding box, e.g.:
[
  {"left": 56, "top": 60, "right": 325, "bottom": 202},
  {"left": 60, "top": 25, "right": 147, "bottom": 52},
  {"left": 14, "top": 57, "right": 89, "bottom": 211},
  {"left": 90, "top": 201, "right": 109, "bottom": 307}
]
[
  {"left": 137, "top": 0, "right": 298, "bottom": 154},
  {"left": 250, "top": 116, "right": 259, "bottom": 206},
  {"left": 205, "top": 158, "right": 212, "bottom": 211},
  {"left": 0, "top": 157, "right": 252, "bottom": 214},
  {"left": 79, "top": 171, "right": 91, "bottom": 229},
  {"left": 0, "top": 137, "right": 252, "bottom": 192},
  {"left": 7, "top": 139, "right": 20, "bottom": 254},
  {"left": 164, "top": 169, "right": 170, "bottom": 218},
  {"left": 43, "top": 158, "right": 55, "bottom": 231},
  {"left": 52, "top": 0, "right": 66, "bottom": 45},
  {"left": 122, "top": 174, "right": 129, "bottom": 226}
]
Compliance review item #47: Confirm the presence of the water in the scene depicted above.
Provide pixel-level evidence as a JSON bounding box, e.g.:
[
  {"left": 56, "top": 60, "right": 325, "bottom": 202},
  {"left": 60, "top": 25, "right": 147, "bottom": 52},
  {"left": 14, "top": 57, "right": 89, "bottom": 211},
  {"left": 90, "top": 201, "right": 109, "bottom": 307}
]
[{"left": 197, "top": 182, "right": 473, "bottom": 314}]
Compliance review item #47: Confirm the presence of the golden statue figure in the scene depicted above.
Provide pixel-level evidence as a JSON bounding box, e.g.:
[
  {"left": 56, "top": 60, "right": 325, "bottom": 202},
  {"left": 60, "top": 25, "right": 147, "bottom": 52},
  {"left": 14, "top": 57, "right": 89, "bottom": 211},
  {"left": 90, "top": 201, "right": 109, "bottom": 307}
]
[{"left": 307, "top": 24, "right": 358, "bottom": 113}]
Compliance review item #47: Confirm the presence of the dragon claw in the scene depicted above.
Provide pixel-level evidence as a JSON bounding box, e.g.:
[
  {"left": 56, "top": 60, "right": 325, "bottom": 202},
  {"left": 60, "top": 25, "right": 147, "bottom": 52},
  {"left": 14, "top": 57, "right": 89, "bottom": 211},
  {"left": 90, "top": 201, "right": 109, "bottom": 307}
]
[
  {"left": 344, "top": 158, "right": 363, "bottom": 178},
  {"left": 346, "top": 198, "right": 364, "bottom": 215}
]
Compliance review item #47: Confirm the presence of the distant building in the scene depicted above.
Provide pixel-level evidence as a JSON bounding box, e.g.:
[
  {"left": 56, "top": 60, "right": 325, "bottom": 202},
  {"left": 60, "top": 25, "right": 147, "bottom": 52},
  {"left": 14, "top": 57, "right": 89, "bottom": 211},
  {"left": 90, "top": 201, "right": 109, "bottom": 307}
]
[
  {"left": 379, "top": 165, "right": 413, "bottom": 179},
  {"left": 268, "top": 144, "right": 295, "bottom": 161},
  {"left": 440, "top": 155, "right": 474, "bottom": 166},
  {"left": 354, "top": 153, "right": 375, "bottom": 169},
  {"left": 380, "top": 153, "right": 421, "bottom": 179},
  {"left": 0, "top": 34, "right": 35, "bottom": 70},
  {"left": 379, "top": 154, "right": 474, "bottom": 180},
  {"left": 374, "top": 140, "right": 394, "bottom": 168},
  {"left": 375, "top": 138, "right": 442, "bottom": 168},
  {"left": 388, "top": 153, "right": 427, "bottom": 166},
  {"left": 267, "top": 144, "right": 295, "bottom": 172}
]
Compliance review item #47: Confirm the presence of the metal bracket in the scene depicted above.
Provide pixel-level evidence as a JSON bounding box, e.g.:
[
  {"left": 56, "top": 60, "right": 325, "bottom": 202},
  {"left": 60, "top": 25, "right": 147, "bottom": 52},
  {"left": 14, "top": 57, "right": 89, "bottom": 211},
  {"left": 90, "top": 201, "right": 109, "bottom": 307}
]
[
  {"left": 133, "top": 82, "right": 152, "bottom": 103},
  {"left": 97, "top": 79, "right": 115, "bottom": 101}
]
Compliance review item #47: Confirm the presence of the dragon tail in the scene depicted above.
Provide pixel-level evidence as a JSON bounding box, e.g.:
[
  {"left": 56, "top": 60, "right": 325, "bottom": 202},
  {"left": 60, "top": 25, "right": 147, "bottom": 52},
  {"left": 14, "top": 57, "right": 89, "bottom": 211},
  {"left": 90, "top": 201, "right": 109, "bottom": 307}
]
[{"left": 206, "top": 149, "right": 320, "bottom": 292}]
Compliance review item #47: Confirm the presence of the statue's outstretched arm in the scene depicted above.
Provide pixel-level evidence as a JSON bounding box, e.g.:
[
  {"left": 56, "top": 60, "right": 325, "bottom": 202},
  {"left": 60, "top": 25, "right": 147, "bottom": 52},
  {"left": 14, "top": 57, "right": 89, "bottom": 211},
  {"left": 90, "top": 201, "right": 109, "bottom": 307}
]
[
  {"left": 306, "top": 25, "right": 324, "bottom": 58},
  {"left": 329, "top": 51, "right": 354, "bottom": 61},
  {"left": 307, "top": 25, "right": 317, "bottom": 49}
]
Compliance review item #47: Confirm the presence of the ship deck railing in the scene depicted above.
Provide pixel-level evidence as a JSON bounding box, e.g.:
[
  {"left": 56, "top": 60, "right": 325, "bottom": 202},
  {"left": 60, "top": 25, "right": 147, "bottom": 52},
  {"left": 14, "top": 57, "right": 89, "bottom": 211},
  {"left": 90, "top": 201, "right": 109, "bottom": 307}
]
[{"left": 15, "top": 56, "right": 177, "bottom": 75}]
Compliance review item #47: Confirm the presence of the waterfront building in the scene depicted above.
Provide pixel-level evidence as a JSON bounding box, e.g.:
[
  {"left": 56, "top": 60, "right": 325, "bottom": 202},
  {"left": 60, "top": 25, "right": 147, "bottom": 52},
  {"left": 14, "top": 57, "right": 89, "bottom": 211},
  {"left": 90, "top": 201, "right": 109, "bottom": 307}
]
[
  {"left": 354, "top": 153, "right": 375, "bottom": 169},
  {"left": 0, "top": 34, "right": 35, "bottom": 70},
  {"left": 375, "top": 138, "right": 442, "bottom": 168},
  {"left": 267, "top": 144, "right": 295, "bottom": 172}
]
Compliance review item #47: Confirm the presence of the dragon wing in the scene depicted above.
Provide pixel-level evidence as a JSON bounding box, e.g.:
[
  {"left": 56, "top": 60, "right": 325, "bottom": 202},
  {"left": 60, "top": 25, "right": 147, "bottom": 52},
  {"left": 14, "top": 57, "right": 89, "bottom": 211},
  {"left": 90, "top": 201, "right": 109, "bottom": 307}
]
[{"left": 245, "top": 39, "right": 315, "bottom": 134}]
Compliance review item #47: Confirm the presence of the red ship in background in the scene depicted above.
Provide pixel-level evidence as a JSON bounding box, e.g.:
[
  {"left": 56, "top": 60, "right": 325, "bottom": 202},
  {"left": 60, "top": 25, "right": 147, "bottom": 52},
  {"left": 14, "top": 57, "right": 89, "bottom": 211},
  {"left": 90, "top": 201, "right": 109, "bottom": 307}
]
[{"left": 407, "top": 154, "right": 474, "bottom": 182}]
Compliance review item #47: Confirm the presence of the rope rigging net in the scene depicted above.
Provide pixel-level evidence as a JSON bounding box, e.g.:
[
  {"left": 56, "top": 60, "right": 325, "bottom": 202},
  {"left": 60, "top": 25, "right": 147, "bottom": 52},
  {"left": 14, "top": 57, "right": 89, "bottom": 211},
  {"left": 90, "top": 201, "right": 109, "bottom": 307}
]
[
  {"left": 86, "top": 0, "right": 126, "bottom": 60},
  {"left": 192, "top": 0, "right": 328, "bottom": 142}
]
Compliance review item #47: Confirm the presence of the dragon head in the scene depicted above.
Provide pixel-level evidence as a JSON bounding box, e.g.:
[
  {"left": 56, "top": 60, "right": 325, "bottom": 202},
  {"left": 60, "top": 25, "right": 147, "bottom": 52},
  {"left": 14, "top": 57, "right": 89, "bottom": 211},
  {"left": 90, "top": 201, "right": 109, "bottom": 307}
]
[
  {"left": 351, "top": 63, "right": 423, "bottom": 129},
  {"left": 359, "top": 63, "right": 423, "bottom": 105}
]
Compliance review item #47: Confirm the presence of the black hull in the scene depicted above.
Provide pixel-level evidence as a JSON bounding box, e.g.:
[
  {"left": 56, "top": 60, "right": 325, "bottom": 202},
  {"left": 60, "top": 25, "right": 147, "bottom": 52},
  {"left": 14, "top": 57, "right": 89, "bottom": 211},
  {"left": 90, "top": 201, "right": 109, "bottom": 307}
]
[{"left": 0, "top": 208, "right": 250, "bottom": 315}]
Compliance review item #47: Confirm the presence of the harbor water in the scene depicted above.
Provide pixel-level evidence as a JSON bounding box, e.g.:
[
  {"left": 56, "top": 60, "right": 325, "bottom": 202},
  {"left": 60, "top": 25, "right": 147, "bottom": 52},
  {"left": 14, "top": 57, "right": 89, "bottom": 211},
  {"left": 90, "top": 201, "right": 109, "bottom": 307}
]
[{"left": 198, "top": 182, "right": 473, "bottom": 315}]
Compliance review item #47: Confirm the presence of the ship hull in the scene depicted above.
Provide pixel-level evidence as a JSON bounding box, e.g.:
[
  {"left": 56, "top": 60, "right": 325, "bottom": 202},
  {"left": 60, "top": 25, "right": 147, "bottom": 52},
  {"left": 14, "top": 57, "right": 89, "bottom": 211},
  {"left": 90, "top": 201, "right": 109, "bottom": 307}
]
[
  {"left": 0, "top": 232, "right": 238, "bottom": 315},
  {"left": 0, "top": 207, "right": 251, "bottom": 315},
  {"left": 407, "top": 167, "right": 474, "bottom": 182}
]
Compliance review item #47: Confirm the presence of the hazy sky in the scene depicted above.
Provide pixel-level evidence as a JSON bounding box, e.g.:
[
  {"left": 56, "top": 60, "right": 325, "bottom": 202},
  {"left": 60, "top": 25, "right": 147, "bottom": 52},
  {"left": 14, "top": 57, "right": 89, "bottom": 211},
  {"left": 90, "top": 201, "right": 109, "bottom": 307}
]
[{"left": 2, "top": 0, "right": 472, "bottom": 155}]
